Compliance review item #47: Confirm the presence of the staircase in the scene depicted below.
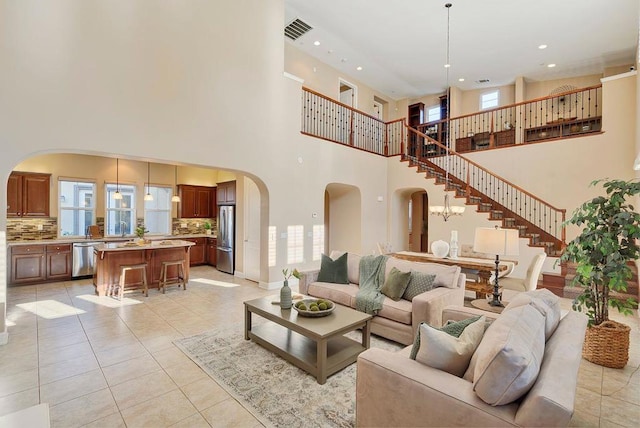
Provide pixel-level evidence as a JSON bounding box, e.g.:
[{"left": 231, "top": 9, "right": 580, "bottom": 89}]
[
  {"left": 300, "top": 86, "right": 567, "bottom": 256},
  {"left": 403, "top": 126, "right": 565, "bottom": 256},
  {"left": 543, "top": 262, "right": 639, "bottom": 301}
]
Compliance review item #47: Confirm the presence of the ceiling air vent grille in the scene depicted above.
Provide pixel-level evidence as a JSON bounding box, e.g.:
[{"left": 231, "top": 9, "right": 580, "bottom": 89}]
[
  {"left": 285, "top": 18, "right": 313, "bottom": 41},
  {"left": 476, "top": 79, "right": 491, "bottom": 84}
]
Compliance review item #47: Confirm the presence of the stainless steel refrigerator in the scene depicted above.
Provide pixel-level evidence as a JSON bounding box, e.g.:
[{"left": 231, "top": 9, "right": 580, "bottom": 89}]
[{"left": 216, "top": 205, "right": 235, "bottom": 274}]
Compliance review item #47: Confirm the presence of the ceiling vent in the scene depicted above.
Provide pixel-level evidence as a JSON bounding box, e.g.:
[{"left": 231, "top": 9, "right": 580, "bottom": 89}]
[
  {"left": 285, "top": 18, "right": 313, "bottom": 41},
  {"left": 476, "top": 79, "right": 491, "bottom": 84}
]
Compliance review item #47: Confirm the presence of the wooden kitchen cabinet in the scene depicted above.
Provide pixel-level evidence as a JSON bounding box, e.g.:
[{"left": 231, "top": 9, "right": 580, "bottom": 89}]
[
  {"left": 46, "top": 244, "right": 72, "bottom": 281},
  {"left": 178, "top": 185, "right": 216, "bottom": 218},
  {"left": 207, "top": 237, "right": 217, "bottom": 266},
  {"left": 7, "top": 172, "right": 51, "bottom": 217},
  {"left": 9, "top": 243, "right": 72, "bottom": 285},
  {"left": 185, "top": 237, "right": 206, "bottom": 265},
  {"left": 10, "top": 245, "right": 46, "bottom": 285},
  {"left": 216, "top": 180, "right": 236, "bottom": 205}
]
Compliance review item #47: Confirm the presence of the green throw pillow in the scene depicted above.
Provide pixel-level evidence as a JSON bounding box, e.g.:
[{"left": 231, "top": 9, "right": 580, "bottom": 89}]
[
  {"left": 410, "top": 316, "right": 482, "bottom": 360},
  {"left": 402, "top": 271, "right": 436, "bottom": 301},
  {"left": 317, "top": 253, "right": 349, "bottom": 284},
  {"left": 380, "top": 267, "right": 411, "bottom": 301}
]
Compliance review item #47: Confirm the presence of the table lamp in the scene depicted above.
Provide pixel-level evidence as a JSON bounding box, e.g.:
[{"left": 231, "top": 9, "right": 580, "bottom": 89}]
[{"left": 473, "top": 226, "right": 519, "bottom": 307}]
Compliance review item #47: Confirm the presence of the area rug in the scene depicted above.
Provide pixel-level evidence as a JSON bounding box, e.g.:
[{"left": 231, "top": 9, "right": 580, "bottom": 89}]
[{"left": 174, "top": 324, "right": 403, "bottom": 428}]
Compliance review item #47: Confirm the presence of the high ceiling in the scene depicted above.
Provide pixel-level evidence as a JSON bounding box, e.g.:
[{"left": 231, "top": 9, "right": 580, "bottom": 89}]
[{"left": 284, "top": 0, "right": 639, "bottom": 100}]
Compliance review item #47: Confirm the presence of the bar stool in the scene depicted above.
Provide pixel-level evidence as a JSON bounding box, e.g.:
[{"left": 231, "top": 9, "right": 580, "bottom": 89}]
[
  {"left": 116, "top": 263, "right": 148, "bottom": 300},
  {"left": 159, "top": 260, "right": 186, "bottom": 294}
]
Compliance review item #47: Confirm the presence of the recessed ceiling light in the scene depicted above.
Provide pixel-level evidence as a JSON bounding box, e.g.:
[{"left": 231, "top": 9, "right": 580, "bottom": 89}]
[
  {"left": 444, "top": 63, "right": 450, "bottom": 68},
  {"left": 538, "top": 44, "right": 548, "bottom": 50},
  {"left": 313, "top": 41, "right": 321, "bottom": 46},
  {"left": 341, "top": 58, "right": 348, "bottom": 63},
  {"left": 547, "top": 63, "right": 556, "bottom": 68},
  {"left": 458, "top": 78, "right": 465, "bottom": 82},
  {"left": 356, "top": 66, "right": 363, "bottom": 71}
]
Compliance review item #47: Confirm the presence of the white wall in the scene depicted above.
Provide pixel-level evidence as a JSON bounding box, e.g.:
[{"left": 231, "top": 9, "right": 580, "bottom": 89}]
[{"left": 0, "top": 0, "right": 392, "bottom": 338}]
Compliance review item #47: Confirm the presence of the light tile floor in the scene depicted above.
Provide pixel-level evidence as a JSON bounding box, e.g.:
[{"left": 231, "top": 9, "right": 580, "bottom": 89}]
[{"left": 0, "top": 265, "right": 638, "bottom": 427}]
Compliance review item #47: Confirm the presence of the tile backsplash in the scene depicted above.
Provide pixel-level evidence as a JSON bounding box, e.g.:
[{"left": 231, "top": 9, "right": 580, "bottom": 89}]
[
  {"left": 7, "top": 218, "right": 58, "bottom": 241},
  {"left": 6, "top": 217, "right": 217, "bottom": 241}
]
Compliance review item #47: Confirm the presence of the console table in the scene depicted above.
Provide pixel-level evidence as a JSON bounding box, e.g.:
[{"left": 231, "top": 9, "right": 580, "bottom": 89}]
[{"left": 391, "top": 252, "right": 517, "bottom": 298}]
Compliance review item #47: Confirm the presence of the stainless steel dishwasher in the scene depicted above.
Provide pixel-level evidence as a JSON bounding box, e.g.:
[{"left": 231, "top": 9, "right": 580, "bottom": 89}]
[{"left": 72, "top": 241, "right": 102, "bottom": 278}]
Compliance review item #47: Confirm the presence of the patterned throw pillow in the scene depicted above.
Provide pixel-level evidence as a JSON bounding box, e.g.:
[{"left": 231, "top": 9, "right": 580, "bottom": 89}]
[
  {"left": 402, "top": 271, "right": 436, "bottom": 301},
  {"left": 316, "top": 253, "right": 349, "bottom": 284}
]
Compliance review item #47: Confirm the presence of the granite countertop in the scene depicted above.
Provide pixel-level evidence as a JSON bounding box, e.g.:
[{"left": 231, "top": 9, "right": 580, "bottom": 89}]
[
  {"left": 95, "top": 239, "right": 196, "bottom": 252},
  {"left": 7, "top": 234, "right": 217, "bottom": 246}
]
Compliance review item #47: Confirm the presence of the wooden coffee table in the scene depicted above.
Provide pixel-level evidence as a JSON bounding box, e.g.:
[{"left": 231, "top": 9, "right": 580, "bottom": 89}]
[{"left": 244, "top": 296, "right": 372, "bottom": 384}]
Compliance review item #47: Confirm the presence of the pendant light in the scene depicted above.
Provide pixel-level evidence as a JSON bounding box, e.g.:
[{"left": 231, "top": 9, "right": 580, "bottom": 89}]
[
  {"left": 113, "top": 158, "right": 123, "bottom": 200},
  {"left": 171, "top": 165, "right": 181, "bottom": 203},
  {"left": 144, "top": 162, "right": 153, "bottom": 201},
  {"left": 429, "top": 2, "right": 464, "bottom": 221}
]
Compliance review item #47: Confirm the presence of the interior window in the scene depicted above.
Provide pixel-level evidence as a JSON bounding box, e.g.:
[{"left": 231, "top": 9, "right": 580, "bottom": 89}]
[
  {"left": 427, "top": 106, "right": 441, "bottom": 122},
  {"left": 480, "top": 90, "right": 499, "bottom": 110}
]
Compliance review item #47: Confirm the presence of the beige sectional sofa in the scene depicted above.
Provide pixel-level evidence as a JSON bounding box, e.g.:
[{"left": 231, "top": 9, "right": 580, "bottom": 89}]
[
  {"left": 356, "top": 290, "right": 588, "bottom": 427},
  {"left": 298, "top": 251, "right": 466, "bottom": 345}
]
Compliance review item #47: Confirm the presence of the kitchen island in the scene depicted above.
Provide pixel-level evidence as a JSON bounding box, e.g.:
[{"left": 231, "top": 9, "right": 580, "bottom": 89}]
[{"left": 93, "top": 240, "right": 195, "bottom": 296}]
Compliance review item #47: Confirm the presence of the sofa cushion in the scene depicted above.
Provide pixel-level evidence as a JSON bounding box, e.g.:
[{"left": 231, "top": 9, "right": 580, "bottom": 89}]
[
  {"left": 386, "top": 258, "right": 461, "bottom": 289},
  {"left": 330, "top": 251, "right": 361, "bottom": 285},
  {"left": 376, "top": 297, "right": 412, "bottom": 325},
  {"left": 412, "top": 316, "right": 486, "bottom": 377},
  {"left": 317, "top": 253, "right": 349, "bottom": 284},
  {"left": 504, "top": 289, "right": 561, "bottom": 340},
  {"left": 402, "top": 271, "right": 436, "bottom": 301},
  {"left": 472, "top": 304, "right": 546, "bottom": 405},
  {"left": 307, "top": 282, "right": 358, "bottom": 307},
  {"left": 381, "top": 267, "right": 411, "bottom": 301}
]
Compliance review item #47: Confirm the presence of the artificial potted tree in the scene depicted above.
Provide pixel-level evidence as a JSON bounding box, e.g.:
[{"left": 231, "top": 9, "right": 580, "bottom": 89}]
[{"left": 560, "top": 178, "right": 639, "bottom": 368}]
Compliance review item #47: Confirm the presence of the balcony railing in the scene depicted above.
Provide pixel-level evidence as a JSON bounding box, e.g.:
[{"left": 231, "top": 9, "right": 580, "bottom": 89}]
[
  {"left": 301, "top": 87, "right": 405, "bottom": 156},
  {"left": 415, "top": 85, "right": 602, "bottom": 153}
]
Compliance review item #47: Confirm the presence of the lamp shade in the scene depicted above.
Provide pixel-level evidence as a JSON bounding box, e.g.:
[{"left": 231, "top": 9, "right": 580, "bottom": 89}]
[{"left": 473, "top": 227, "right": 519, "bottom": 256}]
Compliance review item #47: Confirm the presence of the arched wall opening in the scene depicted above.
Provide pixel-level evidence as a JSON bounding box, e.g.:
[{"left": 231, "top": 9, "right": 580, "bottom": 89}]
[
  {"left": 2, "top": 151, "right": 271, "bottom": 284},
  {"left": 325, "top": 183, "right": 362, "bottom": 254},
  {"left": 390, "top": 187, "right": 429, "bottom": 253}
]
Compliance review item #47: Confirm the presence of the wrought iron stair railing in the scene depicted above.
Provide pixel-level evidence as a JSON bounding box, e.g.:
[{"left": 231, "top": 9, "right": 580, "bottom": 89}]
[{"left": 405, "top": 127, "right": 566, "bottom": 254}]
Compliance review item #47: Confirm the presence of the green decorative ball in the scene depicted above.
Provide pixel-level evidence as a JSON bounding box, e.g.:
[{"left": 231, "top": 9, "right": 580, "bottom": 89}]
[
  {"left": 310, "top": 306, "right": 319, "bottom": 311},
  {"left": 318, "top": 302, "right": 328, "bottom": 310},
  {"left": 299, "top": 304, "right": 307, "bottom": 310}
]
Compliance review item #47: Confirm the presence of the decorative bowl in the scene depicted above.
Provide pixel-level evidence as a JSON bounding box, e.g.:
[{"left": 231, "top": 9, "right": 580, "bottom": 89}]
[
  {"left": 293, "top": 298, "right": 336, "bottom": 317},
  {"left": 431, "top": 240, "right": 450, "bottom": 258}
]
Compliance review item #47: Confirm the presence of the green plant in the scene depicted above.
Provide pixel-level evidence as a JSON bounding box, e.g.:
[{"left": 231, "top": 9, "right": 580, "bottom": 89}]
[
  {"left": 559, "top": 178, "right": 640, "bottom": 326},
  {"left": 282, "top": 268, "right": 301, "bottom": 281},
  {"left": 203, "top": 221, "right": 212, "bottom": 230},
  {"left": 135, "top": 225, "right": 148, "bottom": 239}
]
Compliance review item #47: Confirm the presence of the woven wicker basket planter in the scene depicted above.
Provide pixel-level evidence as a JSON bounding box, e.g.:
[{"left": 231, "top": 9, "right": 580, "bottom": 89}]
[{"left": 582, "top": 320, "right": 630, "bottom": 368}]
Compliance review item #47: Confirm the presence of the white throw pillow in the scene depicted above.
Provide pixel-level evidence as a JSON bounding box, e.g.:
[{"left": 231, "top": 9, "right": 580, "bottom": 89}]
[
  {"left": 415, "top": 316, "right": 486, "bottom": 377},
  {"left": 473, "top": 304, "right": 546, "bottom": 405}
]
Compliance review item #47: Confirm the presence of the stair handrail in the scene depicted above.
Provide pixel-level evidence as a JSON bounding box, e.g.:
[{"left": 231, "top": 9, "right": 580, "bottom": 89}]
[{"left": 406, "top": 125, "right": 566, "bottom": 246}]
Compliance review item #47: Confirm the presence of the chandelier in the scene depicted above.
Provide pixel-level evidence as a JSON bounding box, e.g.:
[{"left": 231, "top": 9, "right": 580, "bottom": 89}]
[{"left": 429, "top": 2, "right": 465, "bottom": 221}]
